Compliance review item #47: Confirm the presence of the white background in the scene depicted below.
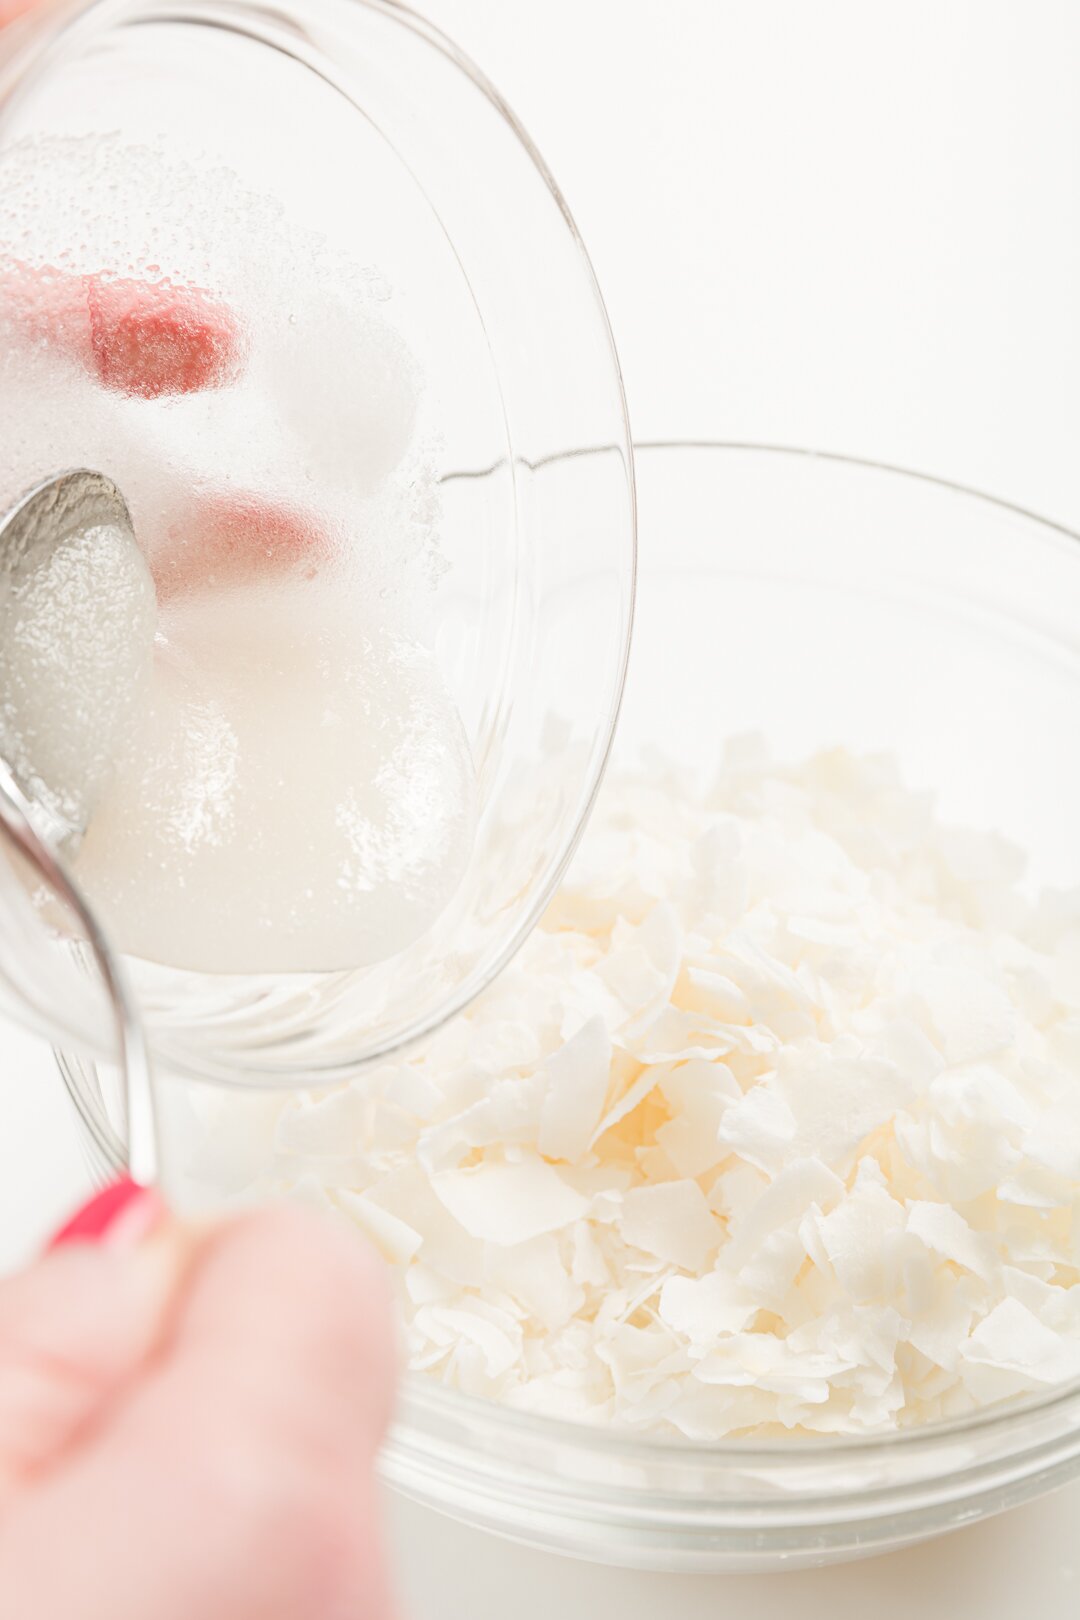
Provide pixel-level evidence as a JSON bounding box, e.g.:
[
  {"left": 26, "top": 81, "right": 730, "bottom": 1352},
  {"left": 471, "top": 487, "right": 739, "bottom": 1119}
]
[
  {"left": 4, "top": 2, "right": 1080, "bottom": 1615},
  {"left": 424, "top": 0, "right": 1080, "bottom": 526}
]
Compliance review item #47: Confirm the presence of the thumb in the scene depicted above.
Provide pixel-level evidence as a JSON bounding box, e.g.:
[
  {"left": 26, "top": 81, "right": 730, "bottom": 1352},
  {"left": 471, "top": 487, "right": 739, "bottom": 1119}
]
[
  {"left": 0, "top": 1205, "right": 400, "bottom": 1620},
  {"left": 0, "top": 1, "right": 40, "bottom": 26},
  {"left": 0, "top": 1181, "right": 183, "bottom": 1503}
]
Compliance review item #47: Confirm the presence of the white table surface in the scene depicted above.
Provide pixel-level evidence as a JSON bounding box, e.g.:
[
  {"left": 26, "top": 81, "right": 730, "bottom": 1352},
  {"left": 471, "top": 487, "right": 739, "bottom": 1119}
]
[
  {"left": 386, "top": 1488, "right": 1080, "bottom": 1620},
  {"left": 6, "top": 1, "right": 1080, "bottom": 1613}
]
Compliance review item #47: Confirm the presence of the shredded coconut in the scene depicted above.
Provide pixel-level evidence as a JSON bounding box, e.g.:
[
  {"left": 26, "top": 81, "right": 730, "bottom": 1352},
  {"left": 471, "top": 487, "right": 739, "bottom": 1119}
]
[{"left": 238, "top": 742, "right": 1080, "bottom": 1436}]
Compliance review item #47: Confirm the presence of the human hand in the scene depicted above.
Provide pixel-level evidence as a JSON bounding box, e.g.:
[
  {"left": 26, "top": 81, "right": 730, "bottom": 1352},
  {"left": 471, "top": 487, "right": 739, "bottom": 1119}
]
[
  {"left": 0, "top": 1183, "right": 399, "bottom": 1620},
  {"left": 0, "top": 0, "right": 40, "bottom": 27},
  {"left": 0, "top": 20, "right": 397, "bottom": 1608}
]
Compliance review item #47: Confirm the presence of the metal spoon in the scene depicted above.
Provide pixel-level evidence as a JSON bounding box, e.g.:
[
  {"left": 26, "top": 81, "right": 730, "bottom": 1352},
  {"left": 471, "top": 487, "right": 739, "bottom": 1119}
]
[
  {"left": 0, "top": 469, "right": 156, "bottom": 1184},
  {"left": 0, "top": 467, "right": 155, "bottom": 852}
]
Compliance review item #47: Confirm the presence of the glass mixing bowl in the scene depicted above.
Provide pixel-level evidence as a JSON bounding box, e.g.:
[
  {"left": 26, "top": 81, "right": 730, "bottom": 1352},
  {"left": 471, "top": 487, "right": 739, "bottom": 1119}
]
[
  {"left": 0, "top": 0, "right": 634, "bottom": 1083},
  {"left": 65, "top": 443, "right": 1080, "bottom": 1571}
]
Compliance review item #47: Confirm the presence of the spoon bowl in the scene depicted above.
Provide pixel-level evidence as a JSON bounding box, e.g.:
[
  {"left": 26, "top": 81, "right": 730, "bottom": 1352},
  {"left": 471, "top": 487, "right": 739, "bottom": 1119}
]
[{"left": 0, "top": 467, "right": 155, "bottom": 853}]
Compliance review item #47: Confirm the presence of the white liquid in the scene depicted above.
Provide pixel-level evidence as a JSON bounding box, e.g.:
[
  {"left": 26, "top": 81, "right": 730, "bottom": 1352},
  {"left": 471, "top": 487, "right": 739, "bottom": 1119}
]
[
  {"left": 73, "top": 579, "right": 475, "bottom": 974},
  {"left": 0, "top": 135, "right": 476, "bottom": 976}
]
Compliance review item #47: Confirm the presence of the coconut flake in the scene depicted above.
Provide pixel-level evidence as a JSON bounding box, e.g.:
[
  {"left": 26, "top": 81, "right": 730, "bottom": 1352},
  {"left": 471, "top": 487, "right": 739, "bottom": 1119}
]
[
  {"left": 1023, "top": 1092, "right": 1080, "bottom": 1181},
  {"left": 655, "top": 1059, "right": 739, "bottom": 1177},
  {"left": 336, "top": 1187, "right": 423, "bottom": 1264},
  {"left": 537, "top": 1016, "right": 612, "bottom": 1162},
  {"left": 275, "top": 1084, "right": 369, "bottom": 1158},
  {"left": 486, "top": 1235, "right": 584, "bottom": 1330},
  {"left": 716, "top": 1085, "right": 796, "bottom": 1174},
  {"left": 724, "top": 1157, "right": 844, "bottom": 1271},
  {"left": 815, "top": 1164, "right": 906, "bottom": 1300},
  {"left": 432, "top": 1159, "right": 588, "bottom": 1246},
  {"left": 911, "top": 942, "right": 1019, "bottom": 1064},
  {"left": 616, "top": 1179, "right": 720, "bottom": 1271},
  {"left": 906, "top": 1201, "right": 999, "bottom": 1284},
  {"left": 961, "top": 1298, "right": 1080, "bottom": 1398},
  {"left": 658, "top": 1268, "right": 760, "bottom": 1345}
]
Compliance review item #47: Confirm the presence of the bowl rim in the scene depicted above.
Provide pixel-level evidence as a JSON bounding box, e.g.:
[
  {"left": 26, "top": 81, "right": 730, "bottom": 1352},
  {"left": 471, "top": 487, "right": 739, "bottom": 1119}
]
[
  {"left": 633, "top": 436, "right": 1080, "bottom": 542},
  {"left": 395, "top": 1343, "right": 1080, "bottom": 1465}
]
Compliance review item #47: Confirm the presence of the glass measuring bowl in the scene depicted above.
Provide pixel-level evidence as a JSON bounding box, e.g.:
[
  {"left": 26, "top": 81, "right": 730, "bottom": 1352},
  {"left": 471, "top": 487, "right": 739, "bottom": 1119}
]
[
  {"left": 65, "top": 444, "right": 1080, "bottom": 1572},
  {"left": 0, "top": 0, "right": 635, "bottom": 1082}
]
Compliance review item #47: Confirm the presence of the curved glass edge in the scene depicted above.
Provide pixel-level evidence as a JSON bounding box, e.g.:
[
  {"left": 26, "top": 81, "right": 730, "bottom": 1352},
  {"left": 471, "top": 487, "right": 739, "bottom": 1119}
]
[
  {"left": 0, "top": 769, "right": 155, "bottom": 1181},
  {"left": 389, "top": 1353, "right": 1080, "bottom": 1473},
  {"left": 378, "top": 1449, "right": 1080, "bottom": 1572},
  {"left": 383, "top": 1348, "right": 1080, "bottom": 1567}
]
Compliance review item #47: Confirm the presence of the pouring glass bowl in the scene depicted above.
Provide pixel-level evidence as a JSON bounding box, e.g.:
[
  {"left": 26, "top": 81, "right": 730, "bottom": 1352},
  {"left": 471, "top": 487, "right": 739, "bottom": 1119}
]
[
  {"left": 0, "top": 0, "right": 636, "bottom": 1083},
  {"left": 63, "top": 443, "right": 1080, "bottom": 1571}
]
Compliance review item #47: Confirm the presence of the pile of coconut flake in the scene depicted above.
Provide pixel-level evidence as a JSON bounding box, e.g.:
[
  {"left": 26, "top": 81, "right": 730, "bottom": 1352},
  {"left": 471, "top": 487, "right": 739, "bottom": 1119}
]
[{"left": 267, "top": 740, "right": 1080, "bottom": 1437}]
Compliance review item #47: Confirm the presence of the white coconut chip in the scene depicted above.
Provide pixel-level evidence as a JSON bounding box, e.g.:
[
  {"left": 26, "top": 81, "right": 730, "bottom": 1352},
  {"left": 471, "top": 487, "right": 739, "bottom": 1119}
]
[
  {"left": 618, "top": 1180, "right": 720, "bottom": 1271},
  {"left": 432, "top": 1159, "right": 589, "bottom": 1247},
  {"left": 960, "top": 1298, "right": 1080, "bottom": 1400},
  {"left": 537, "top": 1017, "right": 612, "bottom": 1162},
  {"left": 334, "top": 1188, "right": 422, "bottom": 1265}
]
